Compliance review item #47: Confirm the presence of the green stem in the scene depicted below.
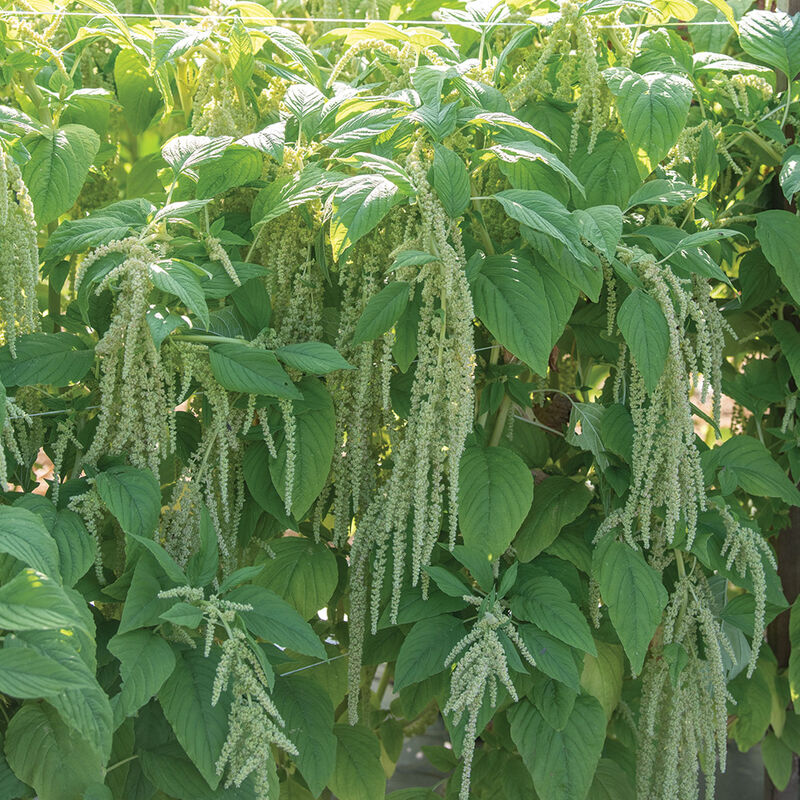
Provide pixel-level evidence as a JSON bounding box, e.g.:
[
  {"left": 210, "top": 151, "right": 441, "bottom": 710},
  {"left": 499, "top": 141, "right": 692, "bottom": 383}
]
[
  {"left": 373, "top": 663, "right": 392, "bottom": 706},
  {"left": 488, "top": 394, "right": 512, "bottom": 447},
  {"left": 105, "top": 755, "right": 138, "bottom": 774},
  {"left": 172, "top": 334, "right": 246, "bottom": 345},
  {"left": 782, "top": 80, "right": 793, "bottom": 130}
]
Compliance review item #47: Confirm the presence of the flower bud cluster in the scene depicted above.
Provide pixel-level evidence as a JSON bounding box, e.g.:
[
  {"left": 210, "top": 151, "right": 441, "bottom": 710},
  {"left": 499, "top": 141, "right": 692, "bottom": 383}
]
[
  {"left": 0, "top": 150, "right": 40, "bottom": 356},
  {"left": 638, "top": 573, "right": 733, "bottom": 800},
  {"left": 83, "top": 239, "right": 173, "bottom": 476},
  {"left": 443, "top": 599, "right": 536, "bottom": 800}
]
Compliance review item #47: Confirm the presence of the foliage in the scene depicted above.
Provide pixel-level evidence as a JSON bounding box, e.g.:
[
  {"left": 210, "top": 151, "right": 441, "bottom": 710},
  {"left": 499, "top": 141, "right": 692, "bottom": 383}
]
[{"left": 0, "top": 0, "right": 799, "bottom": 799}]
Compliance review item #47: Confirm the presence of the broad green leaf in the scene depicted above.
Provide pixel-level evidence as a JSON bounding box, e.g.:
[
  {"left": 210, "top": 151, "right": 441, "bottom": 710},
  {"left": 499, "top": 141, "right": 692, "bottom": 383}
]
[
  {"left": 594, "top": 539, "right": 668, "bottom": 674},
  {"left": 490, "top": 141, "right": 584, "bottom": 194},
  {"left": 114, "top": 49, "right": 162, "bottom": 134},
  {"left": 703, "top": 436, "right": 800, "bottom": 506},
  {"left": 150, "top": 261, "right": 210, "bottom": 328},
  {"left": 572, "top": 205, "right": 623, "bottom": 260},
  {"left": 329, "top": 724, "right": 386, "bottom": 800},
  {"left": 580, "top": 640, "right": 624, "bottom": 719},
  {"left": 616, "top": 288, "right": 670, "bottom": 393},
  {"left": 117, "top": 554, "right": 174, "bottom": 634},
  {"left": 23, "top": 124, "right": 100, "bottom": 224},
  {"left": 423, "top": 565, "right": 472, "bottom": 598},
  {"left": 515, "top": 477, "right": 591, "bottom": 562},
  {"left": 352, "top": 282, "right": 410, "bottom": 344},
  {"left": 509, "top": 695, "right": 606, "bottom": 800},
  {"left": 471, "top": 255, "right": 552, "bottom": 375},
  {"left": 757, "top": 211, "right": 800, "bottom": 308},
  {"left": 255, "top": 537, "right": 338, "bottom": 620},
  {"left": 252, "top": 165, "right": 329, "bottom": 227},
  {"left": 493, "top": 190, "right": 583, "bottom": 257},
  {"left": 329, "top": 174, "right": 404, "bottom": 260},
  {"left": 275, "top": 342, "right": 353, "bottom": 374},
  {"left": 762, "top": 732, "right": 793, "bottom": 791},
  {"left": 229, "top": 19, "right": 255, "bottom": 90},
  {"left": 587, "top": 758, "right": 635, "bottom": 800},
  {"left": 95, "top": 464, "right": 161, "bottom": 539},
  {"left": 238, "top": 121, "right": 285, "bottom": 160},
  {"left": 197, "top": 146, "right": 262, "bottom": 199},
  {"left": 511, "top": 566, "right": 596, "bottom": 655},
  {"left": 739, "top": 10, "right": 800, "bottom": 79},
  {"left": 0, "top": 645, "right": 88, "bottom": 698},
  {"left": 226, "top": 585, "right": 327, "bottom": 659},
  {"left": 0, "top": 506, "right": 60, "bottom": 578},
  {"left": 603, "top": 68, "right": 693, "bottom": 177},
  {"left": 0, "top": 333, "right": 94, "bottom": 387},
  {"left": 185, "top": 505, "right": 219, "bottom": 589},
  {"left": 49, "top": 510, "right": 95, "bottom": 587},
  {"left": 0, "top": 569, "right": 85, "bottom": 632},
  {"left": 159, "top": 601, "right": 203, "bottom": 628},
  {"left": 159, "top": 648, "right": 231, "bottom": 789},
  {"left": 625, "top": 178, "right": 699, "bottom": 209},
  {"left": 531, "top": 675, "right": 577, "bottom": 730},
  {"left": 571, "top": 133, "right": 641, "bottom": 209},
  {"left": 273, "top": 676, "right": 336, "bottom": 796},
  {"left": 458, "top": 444, "right": 533, "bottom": 557},
  {"left": 394, "top": 614, "right": 466, "bottom": 690},
  {"left": 269, "top": 378, "right": 336, "bottom": 520},
  {"left": 431, "top": 144, "right": 470, "bottom": 218},
  {"left": 5, "top": 702, "right": 104, "bottom": 800},
  {"left": 209, "top": 342, "right": 301, "bottom": 398},
  {"left": 774, "top": 320, "right": 800, "bottom": 386},
  {"left": 42, "top": 199, "right": 154, "bottom": 261},
  {"left": 109, "top": 629, "right": 177, "bottom": 720},
  {"left": 780, "top": 145, "right": 800, "bottom": 202},
  {"left": 162, "top": 135, "right": 232, "bottom": 178}
]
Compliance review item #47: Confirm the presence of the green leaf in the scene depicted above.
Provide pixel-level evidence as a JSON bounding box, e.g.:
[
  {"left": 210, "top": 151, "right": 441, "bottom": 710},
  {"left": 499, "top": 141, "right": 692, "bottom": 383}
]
[
  {"left": 493, "top": 190, "right": 582, "bottom": 256},
  {"left": 5, "top": 702, "right": 104, "bottom": 800},
  {"left": 616, "top": 288, "right": 670, "bottom": 393},
  {"left": 42, "top": 199, "right": 154, "bottom": 262},
  {"left": 276, "top": 342, "right": 353, "bottom": 374},
  {"left": 117, "top": 554, "right": 174, "bottom": 634},
  {"left": 329, "top": 174, "right": 404, "bottom": 261},
  {"left": 0, "top": 569, "right": 85, "bottom": 632},
  {"left": 252, "top": 164, "right": 328, "bottom": 227},
  {"left": 114, "top": 49, "right": 162, "bottom": 134},
  {"left": 762, "top": 732, "right": 793, "bottom": 791},
  {"left": 458, "top": 445, "right": 533, "bottom": 557},
  {"left": 394, "top": 614, "right": 466, "bottom": 691},
  {"left": 150, "top": 260, "right": 210, "bottom": 328},
  {"left": 0, "top": 333, "right": 94, "bottom": 387},
  {"left": 108, "top": 629, "right": 177, "bottom": 720},
  {"left": 572, "top": 205, "right": 623, "bottom": 261},
  {"left": 571, "top": 133, "right": 641, "bottom": 209},
  {"left": 587, "top": 758, "right": 635, "bottom": 800},
  {"left": 704, "top": 436, "right": 800, "bottom": 506},
  {"left": 329, "top": 724, "right": 386, "bottom": 800},
  {"left": 94, "top": 464, "right": 161, "bottom": 539},
  {"left": 580, "top": 640, "right": 624, "bottom": 719},
  {"left": 423, "top": 565, "right": 471, "bottom": 598},
  {"left": 0, "top": 645, "right": 88, "bottom": 697},
  {"left": 739, "top": 10, "right": 800, "bottom": 79},
  {"left": 625, "top": 178, "right": 699, "bottom": 209},
  {"left": 490, "top": 141, "right": 585, "bottom": 194},
  {"left": 273, "top": 676, "right": 336, "bottom": 797},
  {"left": 162, "top": 135, "right": 231, "bottom": 179},
  {"left": 209, "top": 342, "right": 301, "bottom": 398},
  {"left": 229, "top": 19, "right": 255, "bottom": 90},
  {"left": 470, "top": 255, "right": 552, "bottom": 375},
  {"left": 431, "top": 144, "right": 470, "bottom": 218},
  {"left": 185, "top": 505, "right": 218, "bottom": 589},
  {"left": 269, "top": 378, "right": 336, "bottom": 520},
  {"left": 158, "top": 647, "right": 231, "bottom": 790},
  {"left": 0, "top": 506, "right": 60, "bottom": 578},
  {"left": 515, "top": 477, "right": 592, "bottom": 562},
  {"left": 603, "top": 68, "right": 693, "bottom": 177},
  {"left": 780, "top": 145, "right": 800, "bottom": 202},
  {"left": 23, "top": 124, "right": 100, "bottom": 224},
  {"left": 511, "top": 566, "right": 596, "bottom": 655},
  {"left": 197, "top": 145, "right": 262, "bottom": 199},
  {"left": 48, "top": 510, "right": 96, "bottom": 587},
  {"left": 159, "top": 601, "right": 203, "bottom": 628},
  {"left": 757, "top": 211, "right": 800, "bottom": 308},
  {"left": 774, "top": 320, "right": 800, "bottom": 386},
  {"left": 352, "top": 282, "right": 410, "bottom": 345},
  {"left": 509, "top": 695, "right": 606, "bottom": 800},
  {"left": 254, "top": 537, "right": 338, "bottom": 620},
  {"left": 225, "top": 585, "right": 327, "bottom": 659},
  {"left": 594, "top": 538, "right": 668, "bottom": 674}
]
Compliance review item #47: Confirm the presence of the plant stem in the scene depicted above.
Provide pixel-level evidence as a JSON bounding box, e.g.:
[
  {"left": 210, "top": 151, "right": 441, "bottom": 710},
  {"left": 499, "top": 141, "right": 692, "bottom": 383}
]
[{"left": 489, "top": 394, "right": 512, "bottom": 447}]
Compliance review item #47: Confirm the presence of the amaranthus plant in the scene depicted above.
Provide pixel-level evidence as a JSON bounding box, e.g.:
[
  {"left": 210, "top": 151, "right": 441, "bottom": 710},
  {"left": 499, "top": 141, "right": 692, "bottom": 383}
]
[{"left": 1, "top": 1, "right": 800, "bottom": 799}]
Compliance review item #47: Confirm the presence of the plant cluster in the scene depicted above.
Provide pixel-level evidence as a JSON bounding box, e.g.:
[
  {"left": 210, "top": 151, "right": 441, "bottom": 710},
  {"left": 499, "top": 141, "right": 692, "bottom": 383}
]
[{"left": 0, "top": 1, "right": 800, "bottom": 799}]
